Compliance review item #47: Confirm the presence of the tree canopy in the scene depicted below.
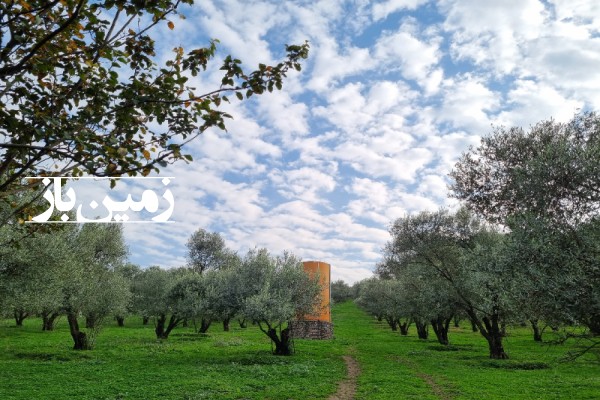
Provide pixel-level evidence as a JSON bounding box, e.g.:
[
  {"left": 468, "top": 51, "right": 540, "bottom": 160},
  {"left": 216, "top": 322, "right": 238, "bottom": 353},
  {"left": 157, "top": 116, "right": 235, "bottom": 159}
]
[
  {"left": 186, "top": 228, "right": 237, "bottom": 273},
  {"left": 449, "top": 112, "right": 600, "bottom": 227},
  {"left": 0, "top": 0, "right": 309, "bottom": 222}
]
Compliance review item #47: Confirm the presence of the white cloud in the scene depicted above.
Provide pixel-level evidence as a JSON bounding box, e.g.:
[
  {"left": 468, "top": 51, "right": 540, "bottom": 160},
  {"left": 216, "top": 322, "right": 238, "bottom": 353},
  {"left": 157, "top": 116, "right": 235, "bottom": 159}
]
[
  {"left": 313, "top": 82, "right": 370, "bottom": 132},
  {"left": 549, "top": 0, "right": 600, "bottom": 33},
  {"left": 497, "top": 79, "right": 583, "bottom": 127},
  {"left": 257, "top": 90, "right": 310, "bottom": 136},
  {"left": 373, "top": 22, "right": 443, "bottom": 91},
  {"left": 422, "top": 130, "right": 482, "bottom": 174},
  {"left": 372, "top": 0, "right": 431, "bottom": 21},
  {"left": 436, "top": 75, "right": 500, "bottom": 131},
  {"left": 520, "top": 37, "right": 600, "bottom": 109},
  {"left": 269, "top": 167, "right": 336, "bottom": 204},
  {"left": 417, "top": 174, "right": 449, "bottom": 201},
  {"left": 440, "top": 0, "right": 547, "bottom": 74},
  {"left": 335, "top": 141, "right": 433, "bottom": 182},
  {"left": 191, "top": 0, "right": 290, "bottom": 66},
  {"left": 307, "top": 38, "right": 374, "bottom": 91}
]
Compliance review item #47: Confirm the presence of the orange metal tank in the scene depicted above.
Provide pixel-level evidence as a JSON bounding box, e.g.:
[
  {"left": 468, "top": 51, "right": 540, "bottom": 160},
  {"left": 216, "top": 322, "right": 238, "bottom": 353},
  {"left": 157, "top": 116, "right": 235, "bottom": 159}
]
[{"left": 302, "top": 261, "right": 331, "bottom": 322}]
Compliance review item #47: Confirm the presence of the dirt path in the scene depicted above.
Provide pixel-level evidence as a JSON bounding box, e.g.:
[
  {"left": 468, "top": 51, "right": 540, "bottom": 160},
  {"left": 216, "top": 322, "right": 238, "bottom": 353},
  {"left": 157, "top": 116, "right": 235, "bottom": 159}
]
[
  {"left": 416, "top": 372, "right": 453, "bottom": 400},
  {"left": 392, "top": 355, "right": 454, "bottom": 400},
  {"left": 328, "top": 355, "right": 360, "bottom": 400}
]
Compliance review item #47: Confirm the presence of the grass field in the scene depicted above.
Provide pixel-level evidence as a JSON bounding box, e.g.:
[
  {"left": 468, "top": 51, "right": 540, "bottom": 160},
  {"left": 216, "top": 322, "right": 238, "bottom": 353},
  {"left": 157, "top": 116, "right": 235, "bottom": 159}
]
[{"left": 1, "top": 302, "right": 599, "bottom": 399}]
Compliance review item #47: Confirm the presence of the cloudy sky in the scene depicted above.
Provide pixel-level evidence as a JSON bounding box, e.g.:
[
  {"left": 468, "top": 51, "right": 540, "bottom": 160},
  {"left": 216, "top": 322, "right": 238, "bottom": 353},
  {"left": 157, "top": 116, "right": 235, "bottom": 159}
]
[{"left": 111, "top": 0, "right": 600, "bottom": 283}]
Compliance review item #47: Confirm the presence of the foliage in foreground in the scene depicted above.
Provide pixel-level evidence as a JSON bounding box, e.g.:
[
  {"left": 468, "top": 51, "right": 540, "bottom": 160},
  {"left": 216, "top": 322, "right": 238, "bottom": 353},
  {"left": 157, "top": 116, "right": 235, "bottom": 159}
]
[{"left": 0, "top": 0, "right": 309, "bottom": 226}]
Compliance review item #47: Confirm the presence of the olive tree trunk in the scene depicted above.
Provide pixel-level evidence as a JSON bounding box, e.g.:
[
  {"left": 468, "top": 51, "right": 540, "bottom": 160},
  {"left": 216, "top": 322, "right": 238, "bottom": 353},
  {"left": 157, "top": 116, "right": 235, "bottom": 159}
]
[
  {"left": 67, "top": 312, "right": 90, "bottom": 350},
  {"left": 415, "top": 320, "right": 429, "bottom": 340},
  {"left": 264, "top": 326, "right": 292, "bottom": 355},
  {"left": 155, "top": 314, "right": 182, "bottom": 339},
  {"left": 530, "top": 319, "right": 543, "bottom": 342},
  {"left": 386, "top": 317, "right": 398, "bottom": 331},
  {"left": 42, "top": 311, "right": 60, "bottom": 331},
  {"left": 85, "top": 314, "right": 98, "bottom": 329},
  {"left": 431, "top": 316, "right": 452, "bottom": 345},
  {"left": 399, "top": 319, "right": 411, "bottom": 336},
  {"left": 466, "top": 308, "right": 508, "bottom": 359},
  {"left": 198, "top": 318, "right": 211, "bottom": 334},
  {"left": 585, "top": 314, "right": 600, "bottom": 336},
  {"left": 453, "top": 315, "right": 461, "bottom": 328},
  {"left": 13, "top": 309, "right": 28, "bottom": 327}
]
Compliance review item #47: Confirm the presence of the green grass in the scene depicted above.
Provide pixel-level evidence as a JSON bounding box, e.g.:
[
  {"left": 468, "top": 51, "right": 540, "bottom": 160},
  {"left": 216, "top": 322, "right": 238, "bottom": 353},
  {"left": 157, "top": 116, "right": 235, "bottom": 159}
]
[
  {"left": 1, "top": 303, "right": 599, "bottom": 399},
  {"left": 0, "top": 317, "right": 346, "bottom": 399},
  {"left": 332, "top": 302, "right": 600, "bottom": 400}
]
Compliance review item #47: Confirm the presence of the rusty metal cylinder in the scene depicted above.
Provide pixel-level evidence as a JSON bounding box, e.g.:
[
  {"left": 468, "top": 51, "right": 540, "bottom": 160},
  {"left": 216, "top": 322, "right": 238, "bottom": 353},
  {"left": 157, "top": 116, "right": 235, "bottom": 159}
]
[{"left": 302, "top": 260, "right": 331, "bottom": 322}]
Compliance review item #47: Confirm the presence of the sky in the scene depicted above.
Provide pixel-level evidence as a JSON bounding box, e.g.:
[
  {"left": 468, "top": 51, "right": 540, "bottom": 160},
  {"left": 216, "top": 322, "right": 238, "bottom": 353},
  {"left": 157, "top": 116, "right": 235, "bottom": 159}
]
[{"left": 98, "top": 0, "right": 600, "bottom": 284}]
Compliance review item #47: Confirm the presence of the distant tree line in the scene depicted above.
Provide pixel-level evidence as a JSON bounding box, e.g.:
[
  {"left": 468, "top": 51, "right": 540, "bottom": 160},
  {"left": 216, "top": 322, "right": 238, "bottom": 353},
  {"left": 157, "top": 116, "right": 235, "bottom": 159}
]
[{"left": 0, "top": 226, "right": 320, "bottom": 356}]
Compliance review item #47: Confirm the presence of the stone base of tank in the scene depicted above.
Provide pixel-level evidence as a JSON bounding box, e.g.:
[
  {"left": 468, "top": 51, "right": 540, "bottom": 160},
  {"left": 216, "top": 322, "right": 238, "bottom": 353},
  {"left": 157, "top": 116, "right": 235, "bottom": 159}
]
[{"left": 289, "top": 320, "right": 333, "bottom": 339}]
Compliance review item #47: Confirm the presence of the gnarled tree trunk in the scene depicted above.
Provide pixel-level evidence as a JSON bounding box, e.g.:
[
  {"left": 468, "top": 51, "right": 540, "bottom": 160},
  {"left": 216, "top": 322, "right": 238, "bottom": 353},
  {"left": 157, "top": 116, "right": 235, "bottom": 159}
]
[
  {"left": 386, "top": 317, "right": 398, "bottom": 331},
  {"left": 431, "top": 316, "right": 452, "bottom": 345},
  {"left": 155, "top": 314, "right": 182, "bottom": 339},
  {"left": 477, "top": 314, "right": 508, "bottom": 359},
  {"left": 67, "top": 312, "right": 90, "bottom": 350},
  {"left": 470, "top": 319, "right": 478, "bottom": 332},
  {"left": 265, "top": 326, "right": 292, "bottom": 355},
  {"left": 415, "top": 320, "right": 429, "bottom": 340},
  {"left": 486, "top": 330, "right": 508, "bottom": 359},
  {"left": 42, "top": 311, "right": 60, "bottom": 331},
  {"left": 223, "top": 318, "right": 230, "bottom": 332},
  {"left": 399, "top": 319, "right": 411, "bottom": 336},
  {"left": 13, "top": 309, "right": 28, "bottom": 327},
  {"left": 116, "top": 316, "right": 125, "bottom": 327},
  {"left": 585, "top": 314, "right": 600, "bottom": 337},
  {"left": 198, "top": 318, "right": 211, "bottom": 334}
]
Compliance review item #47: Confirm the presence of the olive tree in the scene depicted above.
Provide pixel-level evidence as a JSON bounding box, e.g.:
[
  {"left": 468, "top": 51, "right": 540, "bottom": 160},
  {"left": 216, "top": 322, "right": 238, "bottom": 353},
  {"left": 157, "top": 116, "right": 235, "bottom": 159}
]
[
  {"left": 505, "top": 215, "right": 600, "bottom": 337},
  {"left": 0, "top": 215, "right": 130, "bottom": 347},
  {"left": 450, "top": 112, "right": 600, "bottom": 227},
  {"left": 450, "top": 112, "right": 600, "bottom": 340},
  {"left": 113, "top": 263, "right": 142, "bottom": 327},
  {"left": 238, "top": 249, "right": 321, "bottom": 356},
  {"left": 186, "top": 228, "right": 241, "bottom": 274},
  {"left": 401, "top": 270, "right": 455, "bottom": 343},
  {"left": 63, "top": 224, "right": 130, "bottom": 349},
  {"left": 0, "top": 225, "right": 70, "bottom": 328},
  {"left": 132, "top": 266, "right": 185, "bottom": 339},
  {"left": 356, "top": 277, "right": 410, "bottom": 334},
  {"left": 331, "top": 280, "right": 354, "bottom": 304},
  {"left": 385, "top": 209, "right": 517, "bottom": 358},
  {"left": 207, "top": 264, "right": 244, "bottom": 331}
]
